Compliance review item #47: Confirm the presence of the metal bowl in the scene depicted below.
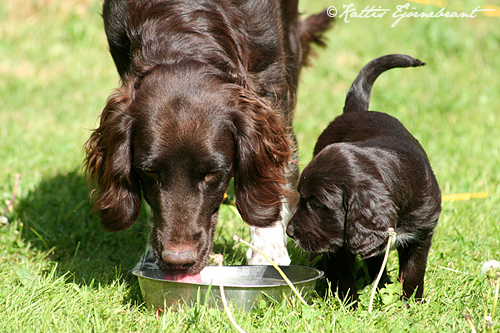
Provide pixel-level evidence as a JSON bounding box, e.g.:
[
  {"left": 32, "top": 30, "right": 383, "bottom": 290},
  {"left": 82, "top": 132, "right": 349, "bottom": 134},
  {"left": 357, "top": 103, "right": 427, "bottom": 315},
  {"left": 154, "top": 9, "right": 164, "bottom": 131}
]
[{"left": 133, "top": 265, "right": 324, "bottom": 311}]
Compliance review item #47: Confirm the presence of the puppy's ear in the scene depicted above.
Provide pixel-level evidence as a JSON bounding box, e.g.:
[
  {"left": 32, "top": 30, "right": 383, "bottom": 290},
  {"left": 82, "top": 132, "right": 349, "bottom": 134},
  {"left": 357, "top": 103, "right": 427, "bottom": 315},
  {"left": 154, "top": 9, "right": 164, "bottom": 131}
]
[
  {"left": 345, "top": 187, "right": 397, "bottom": 258},
  {"left": 230, "top": 90, "right": 291, "bottom": 227},
  {"left": 85, "top": 84, "right": 141, "bottom": 231}
]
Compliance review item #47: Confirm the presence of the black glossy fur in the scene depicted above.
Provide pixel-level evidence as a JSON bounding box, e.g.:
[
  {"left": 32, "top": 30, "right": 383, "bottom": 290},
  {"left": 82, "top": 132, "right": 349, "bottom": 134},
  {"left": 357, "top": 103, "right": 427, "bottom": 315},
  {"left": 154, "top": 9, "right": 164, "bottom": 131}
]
[
  {"left": 286, "top": 54, "right": 441, "bottom": 303},
  {"left": 85, "top": 0, "right": 332, "bottom": 277}
]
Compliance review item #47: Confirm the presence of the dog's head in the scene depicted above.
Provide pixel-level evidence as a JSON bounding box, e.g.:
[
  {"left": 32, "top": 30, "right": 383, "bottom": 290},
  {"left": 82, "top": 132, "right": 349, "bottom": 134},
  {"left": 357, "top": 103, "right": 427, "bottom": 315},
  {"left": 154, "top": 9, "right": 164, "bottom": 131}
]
[
  {"left": 286, "top": 143, "right": 397, "bottom": 258},
  {"left": 85, "top": 63, "right": 290, "bottom": 276}
]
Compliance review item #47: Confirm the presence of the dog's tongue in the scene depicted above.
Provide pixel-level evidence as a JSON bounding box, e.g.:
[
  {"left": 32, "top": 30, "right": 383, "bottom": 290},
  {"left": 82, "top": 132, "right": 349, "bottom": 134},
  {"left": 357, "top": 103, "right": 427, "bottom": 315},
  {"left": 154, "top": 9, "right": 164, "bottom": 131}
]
[{"left": 164, "top": 273, "right": 202, "bottom": 284}]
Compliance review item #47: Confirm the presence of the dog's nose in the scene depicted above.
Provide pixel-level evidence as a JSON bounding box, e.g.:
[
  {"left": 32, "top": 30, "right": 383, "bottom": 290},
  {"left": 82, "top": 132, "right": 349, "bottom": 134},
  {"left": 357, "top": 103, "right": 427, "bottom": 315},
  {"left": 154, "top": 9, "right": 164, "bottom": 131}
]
[
  {"left": 286, "top": 223, "right": 295, "bottom": 239},
  {"left": 161, "top": 249, "right": 197, "bottom": 270}
]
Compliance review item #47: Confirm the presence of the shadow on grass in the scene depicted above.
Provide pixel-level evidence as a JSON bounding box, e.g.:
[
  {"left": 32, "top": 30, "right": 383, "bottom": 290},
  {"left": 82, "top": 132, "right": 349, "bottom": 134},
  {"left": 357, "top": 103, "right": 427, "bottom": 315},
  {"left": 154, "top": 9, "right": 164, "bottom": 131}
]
[
  {"left": 15, "top": 171, "right": 148, "bottom": 297},
  {"left": 14, "top": 169, "right": 249, "bottom": 304}
]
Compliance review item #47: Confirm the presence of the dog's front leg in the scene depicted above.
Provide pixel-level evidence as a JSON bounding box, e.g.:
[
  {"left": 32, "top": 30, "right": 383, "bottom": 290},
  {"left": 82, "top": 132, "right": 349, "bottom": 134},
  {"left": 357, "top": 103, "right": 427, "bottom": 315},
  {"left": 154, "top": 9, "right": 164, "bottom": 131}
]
[
  {"left": 246, "top": 201, "right": 291, "bottom": 265},
  {"left": 247, "top": 155, "right": 298, "bottom": 266}
]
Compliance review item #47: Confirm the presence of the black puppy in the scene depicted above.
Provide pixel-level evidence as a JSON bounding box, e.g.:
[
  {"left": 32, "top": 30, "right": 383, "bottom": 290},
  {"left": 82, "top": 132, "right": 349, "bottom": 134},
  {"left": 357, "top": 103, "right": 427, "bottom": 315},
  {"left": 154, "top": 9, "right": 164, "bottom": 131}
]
[{"left": 286, "top": 54, "right": 441, "bottom": 303}]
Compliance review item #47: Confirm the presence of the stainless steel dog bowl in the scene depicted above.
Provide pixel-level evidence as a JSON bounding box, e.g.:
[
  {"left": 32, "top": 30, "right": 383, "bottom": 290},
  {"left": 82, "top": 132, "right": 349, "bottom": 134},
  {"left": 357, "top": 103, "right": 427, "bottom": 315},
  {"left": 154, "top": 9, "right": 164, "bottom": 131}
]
[{"left": 133, "top": 265, "right": 323, "bottom": 311}]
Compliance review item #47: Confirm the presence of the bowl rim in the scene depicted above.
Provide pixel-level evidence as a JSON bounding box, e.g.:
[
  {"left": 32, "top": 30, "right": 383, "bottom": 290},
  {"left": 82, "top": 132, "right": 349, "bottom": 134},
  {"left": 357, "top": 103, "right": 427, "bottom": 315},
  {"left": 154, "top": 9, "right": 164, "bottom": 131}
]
[{"left": 132, "top": 265, "right": 324, "bottom": 288}]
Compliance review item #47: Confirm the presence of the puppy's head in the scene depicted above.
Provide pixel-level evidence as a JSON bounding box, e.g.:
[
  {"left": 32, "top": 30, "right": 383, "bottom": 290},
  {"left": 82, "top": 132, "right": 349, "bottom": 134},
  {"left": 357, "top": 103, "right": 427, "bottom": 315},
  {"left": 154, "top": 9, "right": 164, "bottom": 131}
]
[
  {"left": 287, "top": 144, "right": 396, "bottom": 258},
  {"left": 85, "top": 63, "right": 290, "bottom": 276},
  {"left": 286, "top": 145, "right": 348, "bottom": 253}
]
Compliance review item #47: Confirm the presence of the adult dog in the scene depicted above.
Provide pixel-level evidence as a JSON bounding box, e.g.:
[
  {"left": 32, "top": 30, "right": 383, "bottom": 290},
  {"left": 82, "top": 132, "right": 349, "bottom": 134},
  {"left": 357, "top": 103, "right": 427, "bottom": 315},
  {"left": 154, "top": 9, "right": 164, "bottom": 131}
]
[
  {"left": 286, "top": 54, "right": 441, "bottom": 303},
  {"left": 85, "top": 0, "right": 332, "bottom": 281}
]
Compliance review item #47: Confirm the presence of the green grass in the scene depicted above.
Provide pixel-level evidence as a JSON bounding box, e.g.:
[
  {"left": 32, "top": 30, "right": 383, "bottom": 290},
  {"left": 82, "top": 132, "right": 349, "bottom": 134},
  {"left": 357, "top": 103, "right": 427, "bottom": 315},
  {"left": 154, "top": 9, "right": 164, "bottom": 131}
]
[{"left": 1, "top": 0, "right": 499, "bottom": 331}]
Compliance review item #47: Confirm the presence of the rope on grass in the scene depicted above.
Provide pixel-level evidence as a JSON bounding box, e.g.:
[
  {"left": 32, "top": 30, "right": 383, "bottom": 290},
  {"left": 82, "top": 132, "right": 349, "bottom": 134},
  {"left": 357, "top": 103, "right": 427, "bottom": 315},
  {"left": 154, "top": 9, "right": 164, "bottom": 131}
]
[
  {"left": 213, "top": 254, "right": 247, "bottom": 333},
  {"left": 233, "top": 235, "right": 308, "bottom": 306},
  {"left": 368, "top": 228, "right": 396, "bottom": 314}
]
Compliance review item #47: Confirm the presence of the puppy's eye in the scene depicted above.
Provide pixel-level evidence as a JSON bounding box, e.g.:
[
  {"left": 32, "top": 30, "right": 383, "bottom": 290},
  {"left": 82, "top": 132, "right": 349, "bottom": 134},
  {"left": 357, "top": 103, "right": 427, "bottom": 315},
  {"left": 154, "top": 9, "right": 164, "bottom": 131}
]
[
  {"left": 308, "top": 198, "right": 325, "bottom": 210},
  {"left": 203, "top": 172, "right": 220, "bottom": 184}
]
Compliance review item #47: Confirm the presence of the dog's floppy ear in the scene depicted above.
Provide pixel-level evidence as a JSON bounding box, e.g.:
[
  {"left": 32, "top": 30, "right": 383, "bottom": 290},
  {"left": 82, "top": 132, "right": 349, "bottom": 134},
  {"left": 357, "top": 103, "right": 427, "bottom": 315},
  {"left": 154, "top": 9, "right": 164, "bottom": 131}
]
[
  {"left": 230, "top": 90, "right": 291, "bottom": 227},
  {"left": 85, "top": 84, "right": 141, "bottom": 231},
  {"left": 345, "top": 186, "right": 397, "bottom": 258}
]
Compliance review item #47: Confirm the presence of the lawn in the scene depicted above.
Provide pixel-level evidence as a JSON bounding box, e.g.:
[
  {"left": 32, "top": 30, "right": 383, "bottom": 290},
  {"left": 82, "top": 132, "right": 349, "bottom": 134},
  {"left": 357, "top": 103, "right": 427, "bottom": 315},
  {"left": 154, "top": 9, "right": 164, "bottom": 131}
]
[{"left": 1, "top": 0, "right": 499, "bottom": 332}]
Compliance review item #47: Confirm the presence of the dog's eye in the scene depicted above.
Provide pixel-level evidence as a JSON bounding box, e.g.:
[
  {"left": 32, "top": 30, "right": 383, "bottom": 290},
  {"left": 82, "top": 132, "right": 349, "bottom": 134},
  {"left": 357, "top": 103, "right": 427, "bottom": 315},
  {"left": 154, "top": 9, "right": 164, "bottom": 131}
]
[
  {"left": 308, "top": 197, "right": 325, "bottom": 210},
  {"left": 142, "top": 167, "right": 156, "bottom": 176}
]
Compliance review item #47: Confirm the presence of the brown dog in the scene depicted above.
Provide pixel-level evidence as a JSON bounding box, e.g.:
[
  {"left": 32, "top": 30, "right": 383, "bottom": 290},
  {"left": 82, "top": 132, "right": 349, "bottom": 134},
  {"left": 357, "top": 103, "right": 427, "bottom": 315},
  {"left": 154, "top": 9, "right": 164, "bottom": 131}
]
[
  {"left": 286, "top": 54, "right": 441, "bottom": 303},
  {"left": 85, "top": 0, "right": 333, "bottom": 281}
]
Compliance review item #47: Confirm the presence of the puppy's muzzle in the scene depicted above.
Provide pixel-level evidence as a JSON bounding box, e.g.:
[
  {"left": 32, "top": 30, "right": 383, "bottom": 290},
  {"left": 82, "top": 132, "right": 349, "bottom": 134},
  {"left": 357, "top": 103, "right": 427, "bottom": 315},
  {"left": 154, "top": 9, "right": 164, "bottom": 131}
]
[{"left": 286, "top": 223, "right": 295, "bottom": 239}]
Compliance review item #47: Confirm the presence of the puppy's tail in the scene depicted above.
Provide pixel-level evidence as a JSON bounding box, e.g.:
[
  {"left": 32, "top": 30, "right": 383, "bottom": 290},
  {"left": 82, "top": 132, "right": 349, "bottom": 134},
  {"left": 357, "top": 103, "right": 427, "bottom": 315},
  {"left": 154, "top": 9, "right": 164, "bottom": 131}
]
[{"left": 343, "top": 54, "right": 425, "bottom": 113}]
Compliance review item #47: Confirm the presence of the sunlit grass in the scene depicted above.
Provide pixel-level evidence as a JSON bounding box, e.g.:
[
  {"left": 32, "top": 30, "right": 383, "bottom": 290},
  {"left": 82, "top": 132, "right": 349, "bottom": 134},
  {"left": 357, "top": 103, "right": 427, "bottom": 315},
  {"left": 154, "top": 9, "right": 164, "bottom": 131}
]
[{"left": 1, "top": 0, "right": 499, "bottom": 331}]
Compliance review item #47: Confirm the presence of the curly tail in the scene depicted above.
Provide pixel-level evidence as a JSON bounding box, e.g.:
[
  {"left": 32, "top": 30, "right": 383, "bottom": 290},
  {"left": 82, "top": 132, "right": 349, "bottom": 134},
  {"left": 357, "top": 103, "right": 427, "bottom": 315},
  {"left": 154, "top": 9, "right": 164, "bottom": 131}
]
[{"left": 343, "top": 54, "right": 425, "bottom": 113}]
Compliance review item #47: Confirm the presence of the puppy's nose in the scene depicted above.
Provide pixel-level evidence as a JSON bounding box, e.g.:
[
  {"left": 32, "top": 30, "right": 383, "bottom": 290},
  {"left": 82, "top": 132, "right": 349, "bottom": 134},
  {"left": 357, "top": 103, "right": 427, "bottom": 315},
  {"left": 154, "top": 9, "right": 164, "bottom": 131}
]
[
  {"left": 286, "top": 223, "right": 295, "bottom": 239},
  {"left": 161, "top": 248, "right": 197, "bottom": 270}
]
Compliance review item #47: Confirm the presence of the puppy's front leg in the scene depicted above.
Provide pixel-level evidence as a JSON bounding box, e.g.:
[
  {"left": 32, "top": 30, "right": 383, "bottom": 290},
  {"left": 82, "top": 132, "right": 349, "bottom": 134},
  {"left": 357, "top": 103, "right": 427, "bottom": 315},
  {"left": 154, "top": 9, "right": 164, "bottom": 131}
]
[
  {"left": 322, "top": 247, "right": 358, "bottom": 304},
  {"left": 397, "top": 236, "right": 433, "bottom": 300}
]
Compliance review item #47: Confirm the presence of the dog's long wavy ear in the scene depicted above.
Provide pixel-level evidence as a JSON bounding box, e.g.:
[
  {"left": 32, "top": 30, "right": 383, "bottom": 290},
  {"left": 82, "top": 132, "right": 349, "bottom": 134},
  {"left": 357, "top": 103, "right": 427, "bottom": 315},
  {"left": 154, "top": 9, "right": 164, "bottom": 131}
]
[
  {"left": 345, "top": 186, "right": 397, "bottom": 259},
  {"left": 230, "top": 90, "right": 291, "bottom": 227},
  {"left": 84, "top": 84, "right": 141, "bottom": 231}
]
